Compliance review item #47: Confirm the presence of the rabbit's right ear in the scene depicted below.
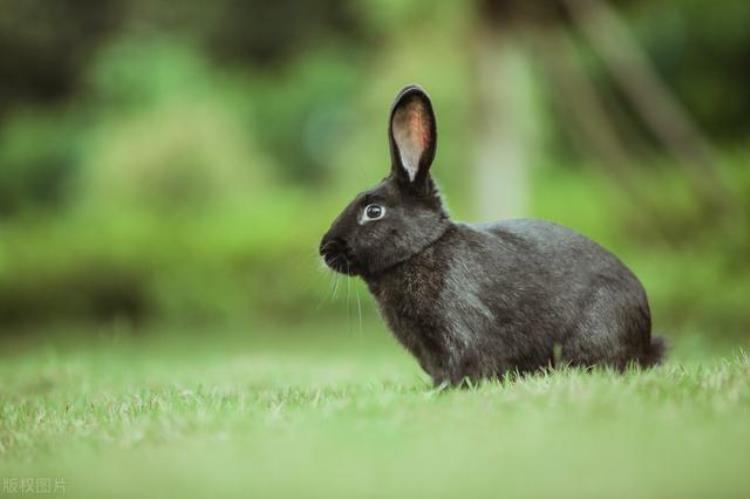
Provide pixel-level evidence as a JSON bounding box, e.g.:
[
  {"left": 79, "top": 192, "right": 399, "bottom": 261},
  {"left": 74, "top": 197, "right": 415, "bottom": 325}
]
[{"left": 388, "top": 85, "right": 437, "bottom": 186}]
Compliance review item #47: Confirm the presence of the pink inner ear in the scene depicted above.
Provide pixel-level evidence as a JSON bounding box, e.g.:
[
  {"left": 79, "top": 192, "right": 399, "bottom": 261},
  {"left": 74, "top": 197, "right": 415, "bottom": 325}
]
[
  {"left": 393, "top": 100, "right": 431, "bottom": 181},
  {"left": 409, "top": 105, "right": 429, "bottom": 149}
]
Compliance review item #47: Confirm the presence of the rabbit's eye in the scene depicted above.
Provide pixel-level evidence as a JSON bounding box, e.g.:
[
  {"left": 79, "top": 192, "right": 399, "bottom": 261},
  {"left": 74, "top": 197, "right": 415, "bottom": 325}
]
[{"left": 362, "top": 204, "right": 385, "bottom": 223}]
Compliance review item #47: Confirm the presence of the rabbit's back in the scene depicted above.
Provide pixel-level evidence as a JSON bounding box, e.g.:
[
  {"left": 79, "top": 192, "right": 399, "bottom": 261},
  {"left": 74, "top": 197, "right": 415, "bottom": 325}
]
[{"left": 474, "top": 218, "right": 644, "bottom": 294}]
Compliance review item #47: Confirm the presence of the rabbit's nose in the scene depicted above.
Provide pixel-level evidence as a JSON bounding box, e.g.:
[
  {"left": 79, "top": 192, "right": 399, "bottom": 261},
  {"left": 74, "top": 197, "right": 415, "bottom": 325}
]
[
  {"left": 319, "top": 235, "right": 334, "bottom": 256},
  {"left": 319, "top": 236, "right": 344, "bottom": 257}
]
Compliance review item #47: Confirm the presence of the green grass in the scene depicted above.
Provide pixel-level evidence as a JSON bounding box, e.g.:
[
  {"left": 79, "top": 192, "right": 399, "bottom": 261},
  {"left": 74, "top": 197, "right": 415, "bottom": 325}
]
[{"left": 1, "top": 322, "right": 749, "bottom": 498}]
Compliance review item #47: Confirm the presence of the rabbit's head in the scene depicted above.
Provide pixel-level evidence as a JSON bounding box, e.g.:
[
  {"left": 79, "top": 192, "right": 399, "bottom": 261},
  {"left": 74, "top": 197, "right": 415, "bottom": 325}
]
[{"left": 320, "top": 85, "right": 450, "bottom": 277}]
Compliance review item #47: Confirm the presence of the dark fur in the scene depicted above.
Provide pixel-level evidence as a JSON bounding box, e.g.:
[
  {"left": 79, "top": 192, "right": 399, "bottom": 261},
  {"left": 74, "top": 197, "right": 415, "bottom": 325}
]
[{"left": 320, "top": 84, "right": 666, "bottom": 386}]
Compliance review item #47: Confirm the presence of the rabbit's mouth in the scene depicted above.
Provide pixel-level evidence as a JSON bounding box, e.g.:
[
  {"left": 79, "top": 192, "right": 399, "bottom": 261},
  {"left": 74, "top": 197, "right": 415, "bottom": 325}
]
[{"left": 319, "top": 238, "right": 361, "bottom": 276}]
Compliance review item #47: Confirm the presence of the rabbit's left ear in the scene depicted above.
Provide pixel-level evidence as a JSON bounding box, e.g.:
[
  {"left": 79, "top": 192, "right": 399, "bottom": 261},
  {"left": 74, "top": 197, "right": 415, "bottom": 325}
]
[{"left": 388, "top": 85, "right": 437, "bottom": 184}]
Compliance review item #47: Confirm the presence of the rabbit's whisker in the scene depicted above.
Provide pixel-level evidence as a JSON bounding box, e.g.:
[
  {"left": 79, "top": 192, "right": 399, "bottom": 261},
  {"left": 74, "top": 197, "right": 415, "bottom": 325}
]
[
  {"left": 355, "top": 280, "right": 363, "bottom": 334},
  {"left": 346, "top": 260, "right": 352, "bottom": 334},
  {"left": 331, "top": 272, "right": 341, "bottom": 301}
]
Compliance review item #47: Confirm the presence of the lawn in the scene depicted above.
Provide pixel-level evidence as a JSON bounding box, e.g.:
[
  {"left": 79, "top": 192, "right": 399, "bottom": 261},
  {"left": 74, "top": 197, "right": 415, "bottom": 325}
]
[{"left": 1, "top": 321, "right": 749, "bottom": 498}]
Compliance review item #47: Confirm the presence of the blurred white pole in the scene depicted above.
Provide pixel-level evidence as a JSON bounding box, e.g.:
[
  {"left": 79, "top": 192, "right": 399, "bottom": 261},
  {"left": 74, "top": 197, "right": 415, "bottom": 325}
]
[{"left": 473, "top": 26, "right": 538, "bottom": 220}]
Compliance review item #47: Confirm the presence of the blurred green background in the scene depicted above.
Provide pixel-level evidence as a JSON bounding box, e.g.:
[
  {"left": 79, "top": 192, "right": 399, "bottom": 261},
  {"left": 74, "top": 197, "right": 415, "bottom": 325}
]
[{"left": 0, "top": 0, "right": 749, "bottom": 342}]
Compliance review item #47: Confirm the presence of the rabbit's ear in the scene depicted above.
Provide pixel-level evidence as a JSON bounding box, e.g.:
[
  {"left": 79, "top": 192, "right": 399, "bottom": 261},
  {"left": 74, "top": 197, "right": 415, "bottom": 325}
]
[{"left": 389, "top": 85, "right": 437, "bottom": 184}]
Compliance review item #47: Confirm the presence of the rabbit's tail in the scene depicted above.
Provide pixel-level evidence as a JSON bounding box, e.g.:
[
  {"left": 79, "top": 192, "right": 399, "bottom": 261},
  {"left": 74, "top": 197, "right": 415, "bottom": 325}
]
[{"left": 640, "top": 335, "right": 667, "bottom": 367}]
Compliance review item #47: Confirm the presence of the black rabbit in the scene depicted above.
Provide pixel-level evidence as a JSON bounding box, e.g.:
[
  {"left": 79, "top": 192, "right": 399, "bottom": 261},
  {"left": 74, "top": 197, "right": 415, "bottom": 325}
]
[{"left": 320, "top": 84, "right": 665, "bottom": 386}]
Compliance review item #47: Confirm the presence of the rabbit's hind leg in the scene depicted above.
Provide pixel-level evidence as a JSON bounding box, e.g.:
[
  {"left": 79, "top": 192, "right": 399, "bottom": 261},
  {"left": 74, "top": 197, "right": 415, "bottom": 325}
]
[{"left": 560, "top": 288, "right": 648, "bottom": 370}]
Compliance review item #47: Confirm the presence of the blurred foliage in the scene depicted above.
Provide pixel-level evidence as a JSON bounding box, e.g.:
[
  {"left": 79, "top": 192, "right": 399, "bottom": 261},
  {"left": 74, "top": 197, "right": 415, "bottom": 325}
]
[
  {"left": 0, "top": 111, "right": 81, "bottom": 216},
  {"left": 81, "top": 39, "right": 270, "bottom": 211},
  {"left": 0, "top": 0, "right": 749, "bottom": 339},
  {"left": 634, "top": 0, "right": 750, "bottom": 139},
  {"left": 0, "top": 195, "right": 328, "bottom": 325}
]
